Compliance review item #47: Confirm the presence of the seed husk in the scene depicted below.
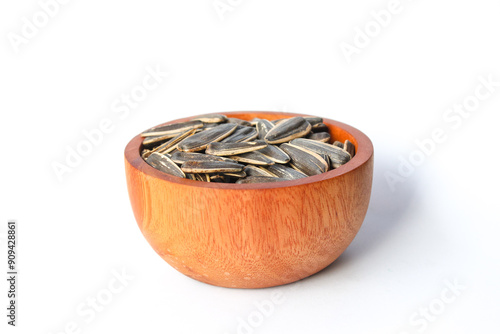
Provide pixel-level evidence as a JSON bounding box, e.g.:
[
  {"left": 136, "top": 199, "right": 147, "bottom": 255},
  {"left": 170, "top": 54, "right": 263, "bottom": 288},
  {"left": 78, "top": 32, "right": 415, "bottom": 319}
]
[
  {"left": 266, "top": 164, "right": 307, "bottom": 180},
  {"left": 141, "top": 120, "right": 203, "bottom": 137},
  {"left": 192, "top": 113, "right": 228, "bottom": 123},
  {"left": 244, "top": 165, "right": 276, "bottom": 177},
  {"left": 149, "top": 128, "right": 197, "bottom": 155},
  {"left": 258, "top": 145, "right": 290, "bottom": 164},
  {"left": 249, "top": 118, "right": 261, "bottom": 126},
  {"left": 223, "top": 171, "right": 247, "bottom": 178},
  {"left": 333, "top": 141, "right": 344, "bottom": 148},
  {"left": 180, "top": 161, "right": 245, "bottom": 173},
  {"left": 290, "top": 138, "right": 351, "bottom": 168},
  {"left": 257, "top": 119, "right": 275, "bottom": 140},
  {"left": 344, "top": 140, "right": 355, "bottom": 157},
  {"left": 141, "top": 149, "right": 152, "bottom": 159},
  {"left": 206, "top": 140, "right": 268, "bottom": 156},
  {"left": 311, "top": 123, "right": 329, "bottom": 133},
  {"left": 142, "top": 133, "right": 177, "bottom": 146},
  {"left": 146, "top": 152, "right": 185, "bottom": 178},
  {"left": 171, "top": 151, "right": 237, "bottom": 164},
  {"left": 264, "top": 117, "right": 312, "bottom": 144},
  {"left": 221, "top": 126, "right": 259, "bottom": 143},
  {"left": 235, "top": 176, "right": 289, "bottom": 184},
  {"left": 177, "top": 123, "right": 238, "bottom": 152},
  {"left": 227, "top": 118, "right": 252, "bottom": 126},
  {"left": 304, "top": 117, "right": 323, "bottom": 126},
  {"left": 280, "top": 143, "right": 328, "bottom": 176},
  {"left": 228, "top": 151, "right": 275, "bottom": 165},
  {"left": 193, "top": 173, "right": 211, "bottom": 182},
  {"left": 307, "top": 132, "right": 331, "bottom": 143}
]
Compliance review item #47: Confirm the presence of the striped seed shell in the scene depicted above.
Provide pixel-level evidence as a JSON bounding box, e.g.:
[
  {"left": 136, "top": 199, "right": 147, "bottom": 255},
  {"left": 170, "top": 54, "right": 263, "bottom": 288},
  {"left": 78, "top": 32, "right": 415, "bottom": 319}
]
[
  {"left": 170, "top": 151, "right": 237, "bottom": 164},
  {"left": 142, "top": 133, "right": 177, "bottom": 146},
  {"left": 177, "top": 123, "right": 238, "bottom": 152},
  {"left": 149, "top": 128, "right": 197, "bottom": 155},
  {"left": 243, "top": 165, "right": 276, "bottom": 177},
  {"left": 344, "top": 140, "right": 355, "bottom": 157},
  {"left": 206, "top": 140, "right": 268, "bottom": 156},
  {"left": 280, "top": 143, "right": 329, "bottom": 176},
  {"left": 333, "top": 141, "right": 344, "bottom": 148},
  {"left": 180, "top": 161, "right": 245, "bottom": 173},
  {"left": 266, "top": 164, "right": 307, "bottom": 180},
  {"left": 145, "top": 152, "right": 185, "bottom": 178},
  {"left": 235, "top": 176, "right": 289, "bottom": 184},
  {"left": 304, "top": 117, "right": 323, "bottom": 126},
  {"left": 141, "top": 120, "right": 203, "bottom": 137},
  {"left": 257, "top": 119, "right": 275, "bottom": 139},
  {"left": 307, "top": 132, "right": 331, "bottom": 143},
  {"left": 228, "top": 151, "right": 275, "bottom": 165},
  {"left": 193, "top": 173, "right": 211, "bottom": 182},
  {"left": 192, "top": 113, "right": 228, "bottom": 123},
  {"left": 264, "top": 117, "right": 312, "bottom": 144},
  {"left": 227, "top": 117, "right": 252, "bottom": 126},
  {"left": 223, "top": 171, "right": 247, "bottom": 178},
  {"left": 141, "top": 149, "right": 152, "bottom": 159},
  {"left": 311, "top": 123, "right": 329, "bottom": 133},
  {"left": 257, "top": 145, "right": 290, "bottom": 164},
  {"left": 290, "top": 138, "right": 351, "bottom": 168},
  {"left": 249, "top": 118, "right": 261, "bottom": 126},
  {"left": 221, "top": 126, "right": 258, "bottom": 143}
]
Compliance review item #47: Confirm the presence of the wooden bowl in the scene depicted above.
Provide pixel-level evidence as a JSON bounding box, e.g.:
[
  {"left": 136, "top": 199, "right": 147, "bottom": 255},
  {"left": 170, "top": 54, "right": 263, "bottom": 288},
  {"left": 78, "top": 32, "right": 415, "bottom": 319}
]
[{"left": 125, "top": 112, "right": 374, "bottom": 288}]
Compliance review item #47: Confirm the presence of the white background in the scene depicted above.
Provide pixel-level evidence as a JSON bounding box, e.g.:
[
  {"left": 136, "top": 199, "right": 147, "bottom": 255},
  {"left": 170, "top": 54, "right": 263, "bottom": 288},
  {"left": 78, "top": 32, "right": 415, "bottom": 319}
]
[{"left": 1, "top": 1, "right": 500, "bottom": 333}]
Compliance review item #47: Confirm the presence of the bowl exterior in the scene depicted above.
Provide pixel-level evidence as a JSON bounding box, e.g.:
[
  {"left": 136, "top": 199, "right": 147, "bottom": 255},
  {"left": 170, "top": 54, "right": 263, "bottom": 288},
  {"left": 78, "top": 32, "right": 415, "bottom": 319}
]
[{"left": 125, "top": 112, "right": 373, "bottom": 288}]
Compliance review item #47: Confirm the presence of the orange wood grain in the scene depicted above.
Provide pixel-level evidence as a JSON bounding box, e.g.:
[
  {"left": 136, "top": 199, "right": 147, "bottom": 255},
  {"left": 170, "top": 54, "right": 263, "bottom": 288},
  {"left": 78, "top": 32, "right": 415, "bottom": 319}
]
[{"left": 125, "top": 112, "right": 374, "bottom": 288}]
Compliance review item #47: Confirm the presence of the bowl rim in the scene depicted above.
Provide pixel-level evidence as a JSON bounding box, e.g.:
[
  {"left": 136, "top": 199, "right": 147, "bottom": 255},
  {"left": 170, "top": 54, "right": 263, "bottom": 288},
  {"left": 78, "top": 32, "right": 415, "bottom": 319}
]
[{"left": 125, "top": 111, "right": 373, "bottom": 190}]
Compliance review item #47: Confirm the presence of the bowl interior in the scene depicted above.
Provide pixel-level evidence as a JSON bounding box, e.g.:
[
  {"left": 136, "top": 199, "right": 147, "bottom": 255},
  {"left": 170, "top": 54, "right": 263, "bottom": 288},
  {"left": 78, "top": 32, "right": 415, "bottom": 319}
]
[{"left": 125, "top": 111, "right": 373, "bottom": 190}]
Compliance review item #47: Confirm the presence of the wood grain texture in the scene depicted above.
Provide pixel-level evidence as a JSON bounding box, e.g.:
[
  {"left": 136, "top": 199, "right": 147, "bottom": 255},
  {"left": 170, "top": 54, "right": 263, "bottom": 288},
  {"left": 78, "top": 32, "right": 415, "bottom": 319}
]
[{"left": 125, "top": 112, "right": 374, "bottom": 288}]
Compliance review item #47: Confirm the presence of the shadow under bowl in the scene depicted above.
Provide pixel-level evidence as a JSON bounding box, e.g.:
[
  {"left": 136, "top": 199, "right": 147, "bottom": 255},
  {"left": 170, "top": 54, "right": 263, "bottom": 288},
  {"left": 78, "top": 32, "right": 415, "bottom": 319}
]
[{"left": 124, "top": 111, "right": 374, "bottom": 288}]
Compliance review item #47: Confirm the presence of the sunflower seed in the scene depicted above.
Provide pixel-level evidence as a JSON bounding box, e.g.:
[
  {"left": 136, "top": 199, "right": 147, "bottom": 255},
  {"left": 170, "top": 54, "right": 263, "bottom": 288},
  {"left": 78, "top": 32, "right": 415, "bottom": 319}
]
[
  {"left": 177, "top": 123, "right": 238, "bottom": 152},
  {"left": 264, "top": 117, "right": 312, "bottom": 144},
  {"left": 192, "top": 113, "right": 228, "bottom": 123},
  {"left": 228, "top": 151, "right": 275, "bottom": 165},
  {"left": 141, "top": 120, "right": 203, "bottom": 137},
  {"left": 280, "top": 143, "right": 328, "bottom": 176},
  {"left": 206, "top": 140, "right": 268, "bottom": 156},
  {"left": 290, "top": 138, "right": 351, "bottom": 168},
  {"left": 199, "top": 123, "right": 220, "bottom": 131},
  {"left": 149, "top": 128, "right": 197, "bottom": 155},
  {"left": 227, "top": 118, "right": 252, "bottom": 126},
  {"left": 257, "top": 119, "right": 275, "bottom": 140},
  {"left": 221, "top": 126, "right": 258, "bottom": 143},
  {"left": 235, "top": 176, "right": 289, "bottom": 184},
  {"left": 344, "top": 140, "right": 355, "bottom": 157},
  {"left": 142, "top": 133, "right": 177, "bottom": 146},
  {"left": 243, "top": 165, "right": 276, "bottom": 177},
  {"left": 249, "top": 118, "right": 261, "bottom": 126},
  {"left": 272, "top": 118, "right": 288, "bottom": 126},
  {"left": 146, "top": 153, "right": 185, "bottom": 178},
  {"left": 180, "top": 161, "right": 245, "bottom": 173},
  {"left": 311, "top": 123, "right": 328, "bottom": 133},
  {"left": 266, "top": 164, "right": 306, "bottom": 180},
  {"left": 171, "top": 151, "right": 237, "bottom": 164},
  {"left": 307, "top": 132, "right": 331, "bottom": 143},
  {"left": 141, "top": 149, "right": 152, "bottom": 159},
  {"left": 333, "top": 141, "right": 344, "bottom": 148},
  {"left": 193, "top": 173, "right": 211, "bottom": 182},
  {"left": 223, "top": 171, "right": 247, "bottom": 178},
  {"left": 304, "top": 117, "right": 323, "bottom": 126},
  {"left": 258, "top": 145, "right": 290, "bottom": 164}
]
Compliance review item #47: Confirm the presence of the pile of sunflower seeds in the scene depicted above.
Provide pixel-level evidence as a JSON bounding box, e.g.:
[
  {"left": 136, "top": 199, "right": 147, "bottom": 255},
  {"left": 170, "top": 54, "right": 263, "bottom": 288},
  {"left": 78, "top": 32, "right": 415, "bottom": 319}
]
[{"left": 140, "top": 114, "right": 355, "bottom": 184}]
